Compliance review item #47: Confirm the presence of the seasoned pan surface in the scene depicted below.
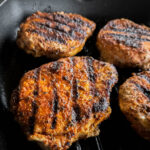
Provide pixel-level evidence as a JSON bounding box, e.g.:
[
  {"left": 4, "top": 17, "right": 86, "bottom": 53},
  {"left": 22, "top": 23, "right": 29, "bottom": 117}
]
[{"left": 0, "top": 0, "right": 150, "bottom": 150}]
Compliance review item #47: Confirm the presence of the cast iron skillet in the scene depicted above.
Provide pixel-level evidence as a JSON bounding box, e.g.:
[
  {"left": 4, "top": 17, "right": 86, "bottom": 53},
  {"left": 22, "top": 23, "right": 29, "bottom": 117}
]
[{"left": 0, "top": 0, "right": 150, "bottom": 150}]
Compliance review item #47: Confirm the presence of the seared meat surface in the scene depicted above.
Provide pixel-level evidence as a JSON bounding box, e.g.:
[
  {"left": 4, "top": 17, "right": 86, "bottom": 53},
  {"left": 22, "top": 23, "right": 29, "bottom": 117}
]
[
  {"left": 97, "top": 18, "right": 150, "bottom": 69},
  {"left": 17, "top": 11, "right": 96, "bottom": 59},
  {"left": 119, "top": 71, "right": 150, "bottom": 140},
  {"left": 10, "top": 56, "right": 118, "bottom": 150}
]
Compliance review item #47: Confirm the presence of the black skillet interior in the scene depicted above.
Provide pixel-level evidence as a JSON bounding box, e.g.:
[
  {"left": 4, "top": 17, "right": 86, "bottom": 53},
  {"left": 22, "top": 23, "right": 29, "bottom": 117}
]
[{"left": 0, "top": 0, "right": 150, "bottom": 150}]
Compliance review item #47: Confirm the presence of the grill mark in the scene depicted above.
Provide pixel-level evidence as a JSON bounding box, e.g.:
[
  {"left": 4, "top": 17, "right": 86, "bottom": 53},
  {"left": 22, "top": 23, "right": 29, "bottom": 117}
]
[
  {"left": 29, "top": 68, "right": 40, "bottom": 134},
  {"left": 51, "top": 116, "right": 57, "bottom": 129},
  {"left": 131, "top": 81, "right": 150, "bottom": 100},
  {"left": 32, "top": 22, "right": 85, "bottom": 42},
  {"left": 72, "top": 105, "right": 81, "bottom": 122},
  {"left": 73, "top": 79, "right": 79, "bottom": 101},
  {"left": 34, "top": 13, "right": 92, "bottom": 35},
  {"left": 107, "top": 33, "right": 150, "bottom": 48},
  {"left": 85, "top": 57, "right": 99, "bottom": 114},
  {"left": 38, "top": 13, "right": 91, "bottom": 29},
  {"left": 56, "top": 14, "right": 84, "bottom": 26},
  {"left": 32, "top": 68, "right": 41, "bottom": 96},
  {"left": 35, "top": 14, "right": 79, "bottom": 32},
  {"left": 138, "top": 74, "right": 150, "bottom": 83},
  {"left": 27, "top": 12, "right": 94, "bottom": 45},
  {"left": 26, "top": 29, "right": 66, "bottom": 44},
  {"left": 43, "top": 62, "right": 60, "bottom": 130},
  {"left": 32, "top": 68, "right": 40, "bottom": 79},
  {"left": 29, "top": 100, "right": 38, "bottom": 134},
  {"left": 85, "top": 58, "right": 109, "bottom": 114},
  {"left": 33, "top": 21, "right": 70, "bottom": 33},
  {"left": 51, "top": 86, "right": 59, "bottom": 129},
  {"left": 32, "top": 21, "right": 86, "bottom": 39},
  {"left": 92, "top": 97, "right": 108, "bottom": 112},
  {"left": 86, "top": 57, "right": 96, "bottom": 83},
  {"left": 49, "top": 61, "right": 61, "bottom": 129},
  {"left": 70, "top": 57, "right": 79, "bottom": 101},
  {"left": 105, "top": 78, "right": 116, "bottom": 96},
  {"left": 50, "top": 61, "right": 62, "bottom": 73},
  {"left": 70, "top": 57, "right": 81, "bottom": 123},
  {"left": 110, "top": 22, "right": 150, "bottom": 37},
  {"left": 85, "top": 57, "right": 96, "bottom": 98},
  {"left": 62, "top": 76, "right": 70, "bottom": 83},
  {"left": 109, "top": 33, "right": 150, "bottom": 42},
  {"left": 52, "top": 89, "right": 59, "bottom": 114},
  {"left": 35, "top": 14, "right": 73, "bottom": 28}
]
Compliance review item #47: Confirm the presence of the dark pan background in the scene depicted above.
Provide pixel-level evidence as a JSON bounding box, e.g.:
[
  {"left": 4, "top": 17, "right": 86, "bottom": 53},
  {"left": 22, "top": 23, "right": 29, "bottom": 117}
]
[{"left": 0, "top": 0, "right": 150, "bottom": 150}]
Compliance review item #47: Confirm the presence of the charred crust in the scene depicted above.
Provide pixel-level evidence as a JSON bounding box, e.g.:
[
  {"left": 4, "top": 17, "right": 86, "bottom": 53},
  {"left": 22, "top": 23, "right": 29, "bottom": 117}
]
[
  {"left": 26, "top": 28, "right": 66, "bottom": 44},
  {"left": 51, "top": 88, "right": 59, "bottom": 129},
  {"left": 93, "top": 88, "right": 100, "bottom": 97},
  {"left": 72, "top": 79, "right": 79, "bottom": 101},
  {"left": 29, "top": 100, "right": 38, "bottom": 134},
  {"left": 72, "top": 104, "right": 81, "bottom": 122},
  {"left": 52, "top": 89, "right": 59, "bottom": 114},
  {"left": 62, "top": 76, "right": 70, "bottom": 82},
  {"left": 92, "top": 98, "right": 108, "bottom": 113},
  {"left": 51, "top": 117, "right": 57, "bottom": 129},
  {"left": 33, "top": 90, "right": 38, "bottom": 96},
  {"left": 86, "top": 57, "right": 96, "bottom": 83},
  {"left": 49, "top": 61, "right": 62, "bottom": 73}
]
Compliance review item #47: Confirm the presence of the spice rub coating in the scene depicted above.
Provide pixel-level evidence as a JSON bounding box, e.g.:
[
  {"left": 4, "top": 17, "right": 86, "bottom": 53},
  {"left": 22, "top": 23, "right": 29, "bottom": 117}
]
[
  {"left": 11, "top": 56, "right": 118, "bottom": 150},
  {"left": 97, "top": 19, "right": 150, "bottom": 69},
  {"left": 17, "top": 11, "right": 96, "bottom": 59}
]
